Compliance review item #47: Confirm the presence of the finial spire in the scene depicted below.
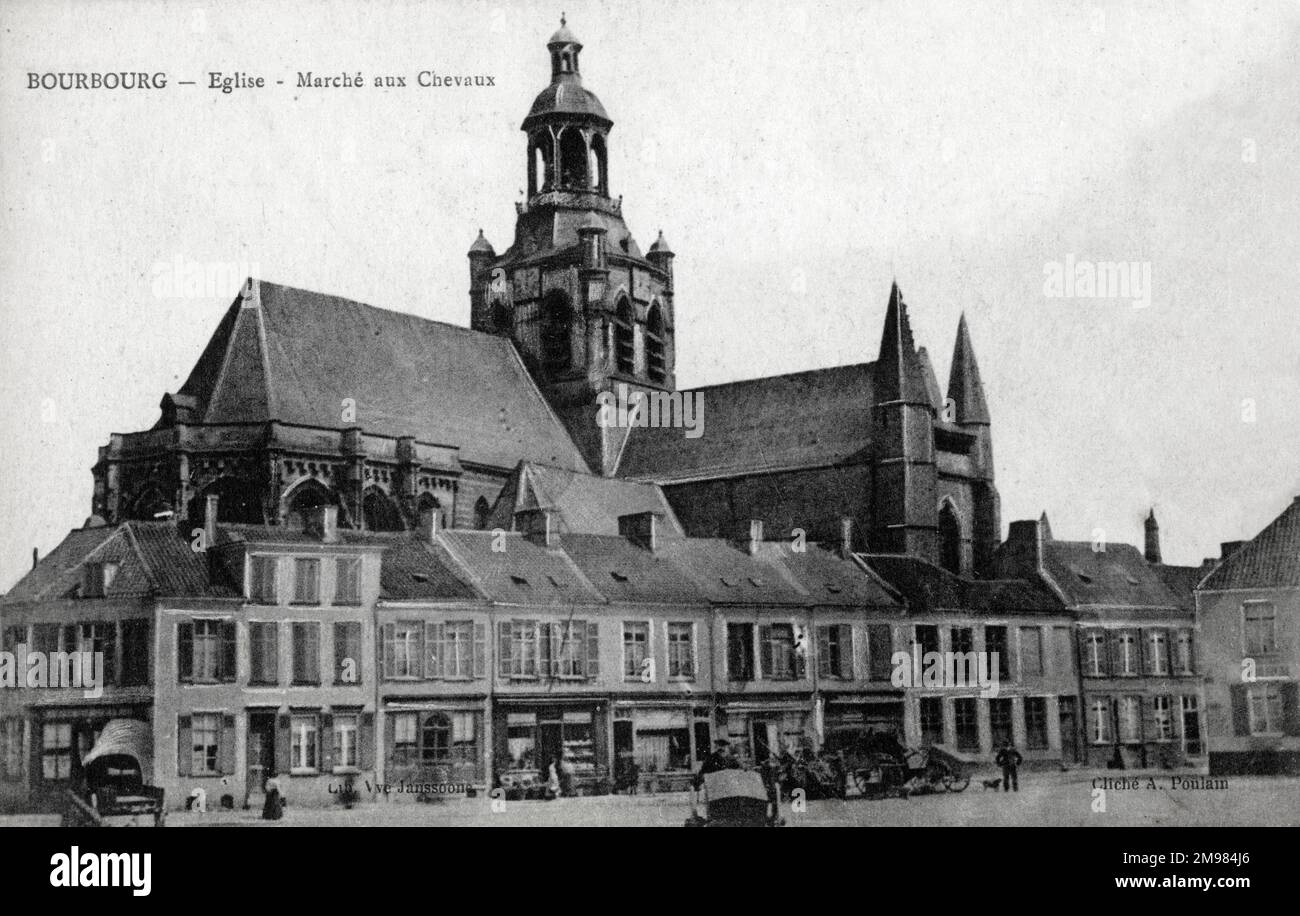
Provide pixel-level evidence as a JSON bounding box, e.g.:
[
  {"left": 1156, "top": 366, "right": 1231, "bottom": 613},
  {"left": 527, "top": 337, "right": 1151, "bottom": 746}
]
[{"left": 561, "top": 12, "right": 566, "bottom": 27}]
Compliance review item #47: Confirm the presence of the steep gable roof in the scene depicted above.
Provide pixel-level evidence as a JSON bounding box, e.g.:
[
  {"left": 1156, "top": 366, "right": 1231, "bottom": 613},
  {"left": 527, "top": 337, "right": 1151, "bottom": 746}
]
[
  {"left": 489, "top": 462, "right": 685, "bottom": 536},
  {"left": 1199, "top": 497, "right": 1300, "bottom": 590},
  {"left": 175, "top": 280, "right": 587, "bottom": 472},
  {"left": 616, "top": 362, "right": 875, "bottom": 482},
  {"left": 1041, "top": 540, "right": 1184, "bottom": 609},
  {"left": 860, "top": 554, "right": 1061, "bottom": 615}
]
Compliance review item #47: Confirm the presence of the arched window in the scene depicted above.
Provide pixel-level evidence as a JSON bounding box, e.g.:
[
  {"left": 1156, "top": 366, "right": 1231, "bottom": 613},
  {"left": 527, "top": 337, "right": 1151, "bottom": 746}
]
[
  {"left": 645, "top": 303, "right": 666, "bottom": 384},
  {"left": 614, "top": 298, "right": 635, "bottom": 375},
  {"left": 190, "top": 477, "right": 265, "bottom": 525},
  {"left": 939, "top": 502, "right": 962, "bottom": 576},
  {"left": 284, "top": 480, "right": 337, "bottom": 529},
  {"left": 474, "top": 496, "right": 492, "bottom": 530},
  {"left": 589, "top": 134, "right": 607, "bottom": 193},
  {"left": 532, "top": 137, "right": 552, "bottom": 194},
  {"left": 422, "top": 713, "right": 451, "bottom": 763},
  {"left": 129, "top": 486, "right": 171, "bottom": 520},
  {"left": 540, "top": 290, "right": 572, "bottom": 375},
  {"left": 558, "top": 129, "right": 588, "bottom": 190},
  {"left": 363, "top": 488, "right": 405, "bottom": 532}
]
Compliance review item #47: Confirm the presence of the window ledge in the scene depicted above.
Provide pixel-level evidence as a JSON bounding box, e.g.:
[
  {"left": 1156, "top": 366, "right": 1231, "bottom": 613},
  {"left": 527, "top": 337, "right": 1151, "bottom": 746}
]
[
  {"left": 290, "top": 769, "right": 320, "bottom": 777},
  {"left": 291, "top": 682, "right": 322, "bottom": 688},
  {"left": 332, "top": 766, "right": 362, "bottom": 776}
]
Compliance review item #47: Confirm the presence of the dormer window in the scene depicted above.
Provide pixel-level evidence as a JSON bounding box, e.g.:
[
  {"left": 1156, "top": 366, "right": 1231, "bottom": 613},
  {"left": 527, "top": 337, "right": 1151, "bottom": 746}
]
[{"left": 81, "top": 561, "right": 119, "bottom": 598}]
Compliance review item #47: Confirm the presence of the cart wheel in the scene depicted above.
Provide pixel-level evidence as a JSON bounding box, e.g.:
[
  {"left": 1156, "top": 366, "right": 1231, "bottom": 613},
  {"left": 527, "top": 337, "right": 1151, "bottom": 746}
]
[{"left": 852, "top": 769, "right": 872, "bottom": 796}]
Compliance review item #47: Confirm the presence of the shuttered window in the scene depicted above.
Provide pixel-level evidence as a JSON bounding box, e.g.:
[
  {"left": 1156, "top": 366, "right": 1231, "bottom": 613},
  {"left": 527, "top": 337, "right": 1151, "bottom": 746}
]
[
  {"left": 291, "top": 622, "right": 321, "bottom": 685},
  {"left": 816, "top": 624, "right": 853, "bottom": 679},
  {"left": 249, "top": 622, "right": 279, "bottom": 685},
  {"left": 867, "top": 625, "right": 893, "bottom": 681},
  {"left": 333, "top": 622, "right": 361, "bottom": 685}
]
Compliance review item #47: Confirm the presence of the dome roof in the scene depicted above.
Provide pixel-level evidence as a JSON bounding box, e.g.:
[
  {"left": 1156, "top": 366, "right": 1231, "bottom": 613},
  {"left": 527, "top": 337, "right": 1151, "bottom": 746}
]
[
  {"left": 524, "top": 80, "right": 610, "bottom": 126},
  {"left": 468, "top": 229, "right": 495, "bottom": 256},
  {"left": 648, "top": 231, "right": 674, "bottom": 255},
  {"left": 548, "top": 23, "right": 580, "bottom": 46}
]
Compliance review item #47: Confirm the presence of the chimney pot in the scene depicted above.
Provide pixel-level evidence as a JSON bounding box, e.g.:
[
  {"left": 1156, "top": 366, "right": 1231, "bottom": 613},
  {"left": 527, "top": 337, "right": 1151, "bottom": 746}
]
[
  {"left": 320, "top": 505, "right": 339, "bottom": 543},
  {"left": 839, "top": 517, "right": 854, "bottom": 556},
  {"left": 419, "top": 506, "right": 443, "bottom": 543},
  {"left": 204, "top": 494, "right": 220, "bottom": 549},
  {"left": 747, "top": 519, "right": 764, "bottom": 555}
]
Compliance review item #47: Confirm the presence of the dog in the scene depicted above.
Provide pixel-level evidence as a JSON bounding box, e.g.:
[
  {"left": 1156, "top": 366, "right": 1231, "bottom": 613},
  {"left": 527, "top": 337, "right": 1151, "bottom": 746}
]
[{"left": 980, "top": 777, "right": 1002, "bottom": 791}]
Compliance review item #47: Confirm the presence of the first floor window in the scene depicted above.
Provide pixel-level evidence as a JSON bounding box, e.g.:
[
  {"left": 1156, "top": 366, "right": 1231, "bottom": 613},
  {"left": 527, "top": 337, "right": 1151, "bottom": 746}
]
[
  {"left": 334, "top": 622, "right": 362, "bottom": 685},
  {"left": 1084, "top": 631, "right": 1106, "bottom": 676},
  {"left": 293, "top": 558, "right": 321, "bottom": 605},
  {"left": 333, "top": 714, "right": 359, "bottom": 769},
  {"left": 1247, "top": 684, "right": 1283, "bottom": 735},
  {"left": 1176, "top": 630, "right": 1195, "bottom": 675},
  {"left": 1116, "top": 630, "right": 1138, "bottom": 676},
  {"left": 41, "top": 723, "right": 72, "bottom": 781},
  {"left": 668, "top": 623, "right": 695, "bottom": 679},
  {"left": 624, "top": 622, "right": 649, "bottom": 679},
  {"left": 387, "top": 623, "right": 423, "bottom": 679},
  {"left": 291, "top": 715, "right": 319, "bottom": 771},
  {"left": 985, "top": 626, "right": 1011, "bottom": 682},
  {"left": 1147, "top": 630, "right": 1168, "bottom": 676},
  {"left": 817, "top": 624, "right": 852, "bottom": 679},
  {"left": 179, "top": 619, "right": 236, "bottom": 683},
  {"left": 1091, "top": 698, "right": 1111, "bottom": 744},
  {"left": 249, "top": 622, "right": 279, "bottom": 685},
  {"left": 249, "top": 555, "right": 277, "bottom": 603},
  {"left": 334, "top": 557, "right": 361, "bottom": 605},
  {"left": 1019, "top": 627, "right": 1043, "bottom": 678},
  {"left": 120, "top": 619, "right": 149, "bottom": 686},
  {"left": 1153, "top": 696, "right": 1174, "bottom": 742},
  {"left": 1119, "top": 696, "right": 1141, "bottom": 743},
  {"left": 191, "top": 713, "right": 220, "bottom": 775},
  {"left": 988, "top": 697, "right": 1013, "bottom": 746},
  {"left": 504, "top": 620, "right": 538, "bottom": 678},
  {"left": 292, "top": 622, "right": 321, "bottom": 685},
  {"left": 760, "top": 623, "right": 798, "bottom": 680},
  {"left": 727, "top": 623, "right": 753, "bottom": 681},
  {"left": 1025, "top": 697, "right": 1049, "bottom": 749},
  {"left": 1243, "top": 602, "right": 1277, "bottom": 656}
]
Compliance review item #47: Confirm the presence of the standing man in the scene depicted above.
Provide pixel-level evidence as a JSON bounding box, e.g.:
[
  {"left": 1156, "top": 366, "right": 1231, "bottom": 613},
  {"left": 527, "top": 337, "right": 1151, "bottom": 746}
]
[{"left": 995, "top": 741, "right": 1023, "bottom": 792}]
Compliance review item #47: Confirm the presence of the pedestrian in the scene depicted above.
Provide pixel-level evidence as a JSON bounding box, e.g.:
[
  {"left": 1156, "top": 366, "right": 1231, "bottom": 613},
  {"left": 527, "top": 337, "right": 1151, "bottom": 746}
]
[
  {"left": 544, "top": 758, "right": 561, "bottom": 800},
  {"left": 994, "top": 741, "right": 1023, "bottom": 792},
  {"left": 558, "top": 749, "right": 576, "bottom": 797},
  {"left": 261, "top": 774, "right": 284, "bottom": 820}
]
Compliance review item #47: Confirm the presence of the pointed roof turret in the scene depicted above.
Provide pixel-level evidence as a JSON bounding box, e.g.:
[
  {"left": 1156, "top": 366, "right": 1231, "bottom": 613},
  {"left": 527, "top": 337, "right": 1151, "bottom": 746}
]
[
  {"left": 1039, "top": 511, "right": 1053, "bottom": 540},
  {"left": 874, "top": 282, "right": 932, "bottom": 406},
  {"left": 468, "top": 228, "right": 496, "bottom": 257},
  {"left": 915, "top": 346, "right": 944, "bottom": 411},
  {"left": 946, "top": 312, "right": 990, "bottom": 425},
  {"left": 648, "top": 230, "right": 673, "bottom": 256}
]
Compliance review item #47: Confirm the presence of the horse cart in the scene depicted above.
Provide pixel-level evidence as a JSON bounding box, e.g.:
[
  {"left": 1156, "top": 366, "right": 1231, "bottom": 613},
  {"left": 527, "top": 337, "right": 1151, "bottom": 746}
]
[
  {"left": 65, "top": 719, "right": 166, "bottom": 827},
  {"left": 847, "top": 739, "right": 971, "bottom": 799},
  {"left": 685, "top": 769, "right": 782, "bottom": 827}
]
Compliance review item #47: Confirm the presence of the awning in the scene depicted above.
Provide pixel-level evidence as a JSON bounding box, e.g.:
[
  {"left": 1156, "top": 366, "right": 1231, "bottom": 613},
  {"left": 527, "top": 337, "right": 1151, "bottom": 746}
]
[{"left": 81, "top": 719, "right": 153, "bottom": 777}]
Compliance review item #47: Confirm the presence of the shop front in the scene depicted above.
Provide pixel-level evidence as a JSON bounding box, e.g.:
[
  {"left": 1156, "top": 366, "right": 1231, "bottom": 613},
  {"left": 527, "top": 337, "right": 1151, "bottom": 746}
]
[
  {"left": 719, "top": 699, "right": 813, "bottom": 765},
  {"left": 821, "top": 694, "right": 906, "bottom": 754},
  {"left": 384, "top": 702, "right": 487, "bottom": 796},
  {"left": 493, "top": 700, "right": 609, "bottom": 795},
  {"left": 27, "top": 702, "right": 151, "bottom": 810},
  {"left": 612, "top": 703, "right": 711, "bottom": 792}
]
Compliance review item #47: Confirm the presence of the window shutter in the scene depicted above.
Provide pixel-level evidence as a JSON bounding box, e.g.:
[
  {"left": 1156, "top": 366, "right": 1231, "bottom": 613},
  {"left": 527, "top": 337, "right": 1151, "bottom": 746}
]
[
  {"left": 540, "top": 622, "right": 554, "bottom": 678},
  {"left": 276, "top": 715, "right": 292, "bottom": 775},
  {"left": 266, "top": 623, "right": 280, "bottom": 684},
  {"left": 816, "top": 627, "right": 830, "bottom": 679},
  {"left": 586, "top": 621, "right": 599, "bottom": 678},
  {"left": 758, "top": 625, "right": 772, "bottom": 678},
  {"left": 413, "top": 625, "right": 425, "bottom": 679},
  {"left": 867, "top": 624, "right": 892, "bottom": 681},
  {"left": 381, "top": 623, "right": 395, "bottom": 679},
  {"left": 793, "top": 626, "right": 806, "bottom": 679},
  {"left": 426, "top": 622, "right": 444, "bottom": 679},
  {"left": 320, "top": 713, "right": 333, "bottom": 772},
  {"left": 1281, "top": 683, "right": 1300, "bottom": 737},
  {"left": 842, "top": 625, "right": 855, "bottom": 679},
  {"left": 178, "top": 623, "right": 193, "bottom": 682},
  {"left": 1229, "top": 684, "right": 1250, "bottom": 737},
  {"left": 176, "top": 715, "right": 192, "bottom": 777},
  {"left": 473, "top": 623, "right": 487, "bottom": 678},
  {"left": 360, "top": 712, "right": 375, "bottom": 769},
  {"left": 220, "top": 714, "right": 236, "bottom": 775},
  {"left": 497, "top": 622, "right": 512, "bottom": 677},
  {"left": 220, "top": 621, "right": 237, "bottom": 681},
  {"left": 384, "top": 714, "right": 396, "bottom": 772}
]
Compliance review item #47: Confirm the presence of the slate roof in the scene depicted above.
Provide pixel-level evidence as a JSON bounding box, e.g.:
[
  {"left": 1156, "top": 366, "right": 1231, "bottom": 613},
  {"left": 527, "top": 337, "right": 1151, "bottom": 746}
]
[
  {"left": 525, "top": 80, "right": 610, "bottom": 127},
  {"left": 653, "top": 539, "right": 808, "bottom": 605},
  {"left": 437, "top": 530, "right": 605, "bottom": 606},
  {"left": 616, "top": 362, "right": 876, "bottom": 482},
  {"left": 488, "top": 462, "right": 685, "bottom": 536},
  {"left": 378, "top": 539, "right": 480, "bottom": 601},
  {"left": 760, "top": 543, "right": 902, "bottom": 609},
  {"left": 173, "top": 280, "right": 587, "bottom": 472},
  {"left": 859, "top": 554, "right": 1062, "bottom": 615},
  {"left": 1199, "top": 497, "right": 1300, "bottom": 590},
  {"left": 1041, "top": 540, "right": 1184, "bottom": 609},
  {"left": 559, "top": 534, "right": 705, "bottom": 605}
]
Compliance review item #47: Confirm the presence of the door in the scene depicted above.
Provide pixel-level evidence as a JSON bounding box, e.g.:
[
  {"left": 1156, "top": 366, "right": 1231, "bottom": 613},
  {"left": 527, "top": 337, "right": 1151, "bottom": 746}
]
[
  {"left": 1181, "top": 696, "right": 1202, "bottom": 756},
  {"left": 1058, "top": 697, "right": 1079, "bottom": 764},
  {"left": 751, "top": 719, "right": 778, "bottom": 763},
  {"left": 613, "top": 719, "right": 634, "bottom": 787},
  {"left": 538, "top": 718, "right": 563, "bottom": 773},
  {"left": 247, "top": 712, "right": 276, "bottom": 790}
]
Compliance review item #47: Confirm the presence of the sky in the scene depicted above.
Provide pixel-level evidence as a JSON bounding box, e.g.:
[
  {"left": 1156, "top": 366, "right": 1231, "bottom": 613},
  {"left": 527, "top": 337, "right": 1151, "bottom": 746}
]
[{"left": 1, "top": 0, "right": 1298, "bottom": 589}]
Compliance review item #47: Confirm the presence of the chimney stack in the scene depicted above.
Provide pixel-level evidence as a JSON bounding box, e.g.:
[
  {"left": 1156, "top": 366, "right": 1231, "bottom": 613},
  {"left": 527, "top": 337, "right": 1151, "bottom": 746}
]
[
  {"left": 1220, "top": 540, "right": 1245, "bottom": 561},
  {"left": 32, "top": 547, "right": 38, "bottom": 570},
  {"left": 747, "top": 519, "right": 764, "bottom": 556},
  {"left": 839, "top": 517, "right": 854, "bottom": 557},
  {"left": 204, "top": 494, "right": 220, "bottom": 551},
  {"left": 1144, "top": 508, "right": 1162, "bottom": 564},
  {"left": 418, "top": 505, "right": 443, "bottom": 543}
]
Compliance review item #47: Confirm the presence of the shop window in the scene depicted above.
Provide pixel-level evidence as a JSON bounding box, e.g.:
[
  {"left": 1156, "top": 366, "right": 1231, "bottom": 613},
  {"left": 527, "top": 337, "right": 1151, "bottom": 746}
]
[
  {"left": 919, "top": 697, "right": 944, "bottom": 746},
  {"left": 1025, "top": 697, "right": 1048, "bottom": 749},
  {"left": 249, "top": 622, "right": 279, "bottom": 685},
  {"left": 636, "top": 729, "right": 691, "bottom": 773},
  {"left": 392, "top": 714, "right": 418, "bottom": 767},
  {"left": 41, "top": 723, "right": 73, "bottom": 781},
  {"left": 291, "top": 714, "right": 319, "bottom": 773},
  {"left": 191, "top": 713, "right": 221, "bottom": 776},
  {"left": 334, "top": 622, "right": 362, "bottom": 685},
  {"left": 292, "top": 622, "right": 321, "bottom": 685},
  {"left": 334, "top": 558, "right": 361, "bottom": 605},
  {"left": 953, "top": 698, "right": 979, "bottom": 752}
]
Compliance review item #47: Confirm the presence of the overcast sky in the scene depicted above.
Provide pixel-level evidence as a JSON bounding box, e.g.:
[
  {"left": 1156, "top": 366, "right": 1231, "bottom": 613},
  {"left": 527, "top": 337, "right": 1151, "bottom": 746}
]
[{"left": 1, "top": 0, "right": 1298, "bottom": 589}]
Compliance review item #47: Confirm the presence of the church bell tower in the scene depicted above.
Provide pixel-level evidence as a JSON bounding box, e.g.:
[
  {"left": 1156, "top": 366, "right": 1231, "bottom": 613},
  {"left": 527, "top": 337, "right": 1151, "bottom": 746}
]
[{"left": 468, "top": 18, "right": 677, "bottom": 475}]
